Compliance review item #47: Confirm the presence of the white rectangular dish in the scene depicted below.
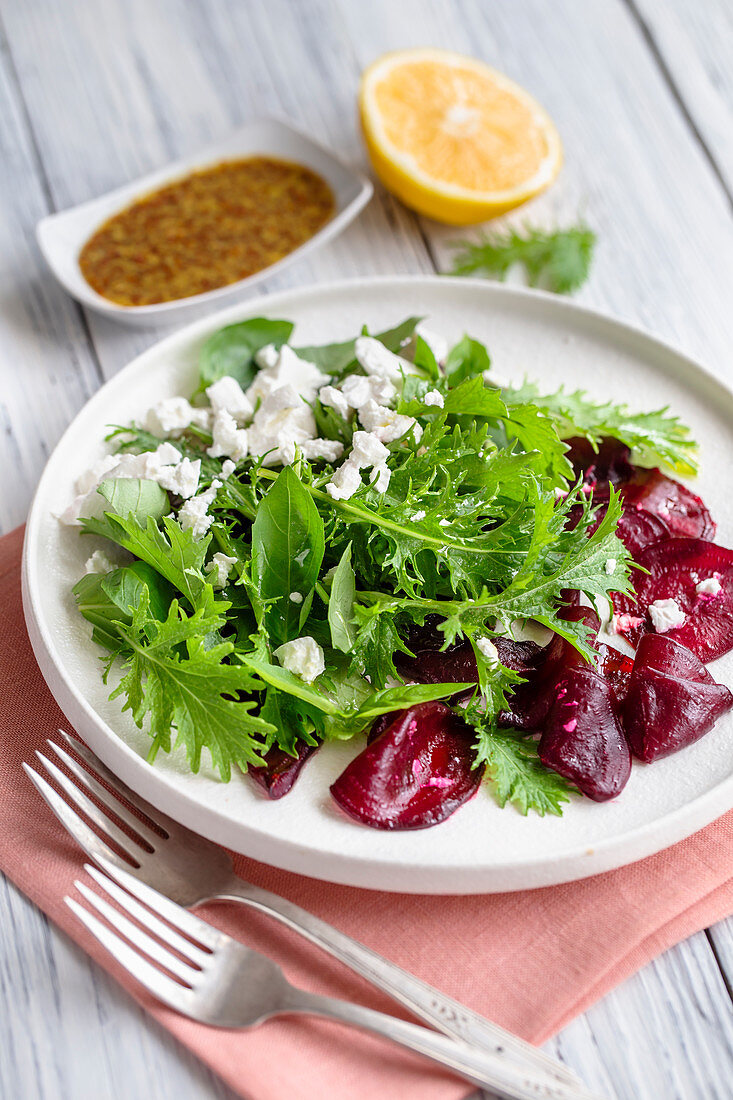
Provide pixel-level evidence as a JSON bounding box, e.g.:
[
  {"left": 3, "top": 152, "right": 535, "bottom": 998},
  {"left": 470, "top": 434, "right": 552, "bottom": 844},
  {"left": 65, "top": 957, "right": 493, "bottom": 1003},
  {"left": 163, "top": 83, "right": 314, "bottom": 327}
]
[{"left": 36, "top": 117, "right": 373, "bottom": 327}]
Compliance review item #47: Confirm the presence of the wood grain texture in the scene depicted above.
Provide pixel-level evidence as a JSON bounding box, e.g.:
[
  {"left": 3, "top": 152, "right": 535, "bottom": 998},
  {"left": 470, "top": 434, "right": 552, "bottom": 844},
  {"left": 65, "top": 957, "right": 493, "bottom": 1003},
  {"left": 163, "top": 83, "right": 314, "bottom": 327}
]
[{"left": 0, "top": 1, "right": 731, "bottom": 1098}]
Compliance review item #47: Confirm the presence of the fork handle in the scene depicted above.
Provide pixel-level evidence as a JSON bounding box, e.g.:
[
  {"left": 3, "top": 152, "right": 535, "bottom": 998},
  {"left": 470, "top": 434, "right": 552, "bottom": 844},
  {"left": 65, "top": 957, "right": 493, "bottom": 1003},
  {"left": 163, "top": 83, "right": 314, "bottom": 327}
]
[
  {"left": 213, "top": 875, "right": 578, "bottom": 1087},
  {"left": 278, "top": 986, "right": 604, "bottom": 1100}
]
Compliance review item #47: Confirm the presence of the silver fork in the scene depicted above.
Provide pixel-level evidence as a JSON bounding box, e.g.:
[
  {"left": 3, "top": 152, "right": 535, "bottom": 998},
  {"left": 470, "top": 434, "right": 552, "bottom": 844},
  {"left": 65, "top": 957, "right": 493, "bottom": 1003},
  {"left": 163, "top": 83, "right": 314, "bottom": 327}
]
[
  {"left": 66, "top": 862, "right": 605, "bottom": 1100},
  {"left": 25, "top": 731, "right": 580, "bottom": 1090}
]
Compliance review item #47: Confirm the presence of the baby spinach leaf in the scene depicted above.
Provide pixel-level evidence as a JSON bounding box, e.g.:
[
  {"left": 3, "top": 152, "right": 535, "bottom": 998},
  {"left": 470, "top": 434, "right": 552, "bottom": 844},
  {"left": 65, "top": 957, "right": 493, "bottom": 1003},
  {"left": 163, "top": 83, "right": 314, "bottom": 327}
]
[
  {"left": 295, "top": 316, "right": 422, "bottom": 377},
  {"left": 98, "top": 478, "right": 168, "bottom": 523},
  {"left": 198, "top": 318, "right": 294, "bottom": 391},
  {"left": 251, "top": 466, "right": 325, "bottom": 643},
  {"left": 327, "top": 543, "right": 357, "bottom": 652}
]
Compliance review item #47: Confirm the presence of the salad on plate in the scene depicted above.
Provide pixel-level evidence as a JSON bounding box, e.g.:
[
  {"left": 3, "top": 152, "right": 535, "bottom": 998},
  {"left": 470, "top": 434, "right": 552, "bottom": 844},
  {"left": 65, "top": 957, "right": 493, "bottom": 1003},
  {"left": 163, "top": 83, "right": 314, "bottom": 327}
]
[{"left": 63, "top": 315, "right": 733, "bottom": 830}]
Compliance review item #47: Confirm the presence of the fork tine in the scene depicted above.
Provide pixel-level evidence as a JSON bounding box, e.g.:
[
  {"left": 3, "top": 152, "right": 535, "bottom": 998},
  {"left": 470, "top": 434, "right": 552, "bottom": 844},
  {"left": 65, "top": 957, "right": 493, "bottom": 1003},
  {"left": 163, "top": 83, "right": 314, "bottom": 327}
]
[
  {"left": 57, "top": 731, "right": 174, "bottom": 831},
  {"left": 94, "top": 853, "right": 222, "bottom": 951},
  {"left": 23, "top": 763, "right": 132, "bottom": 871},
  {"left": 65, "top": 895, "right": 198, "bottom": 1013},
  {"left": 33, "top": 751, "right": 148, "bottom": 858},
  {"left": 47, "top": 740, "right": 161, "bottom": 847},
  {"left": 83, "top": 864, "right": 211, "bottom": 969},
  {"left": 74, "top": 879, "right": 199, "bottom": 984}
]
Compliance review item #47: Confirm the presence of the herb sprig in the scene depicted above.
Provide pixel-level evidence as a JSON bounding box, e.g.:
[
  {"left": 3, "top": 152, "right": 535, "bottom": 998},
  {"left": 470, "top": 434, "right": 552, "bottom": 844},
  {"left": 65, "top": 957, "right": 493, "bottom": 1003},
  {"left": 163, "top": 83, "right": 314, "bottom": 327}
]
[{"left": 450, "top": 224, "right": 596, "bottom": 295}]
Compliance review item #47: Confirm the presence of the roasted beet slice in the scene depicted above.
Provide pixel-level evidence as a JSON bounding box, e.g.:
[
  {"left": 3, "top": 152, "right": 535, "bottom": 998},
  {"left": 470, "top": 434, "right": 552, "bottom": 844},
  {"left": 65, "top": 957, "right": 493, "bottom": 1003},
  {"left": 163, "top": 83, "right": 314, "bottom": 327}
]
[
  {"left": 622, "top": 635, "right": 733, "bottom": 761},
  {"left": 596, "top": 643, "right": 635, "bottom": 701},
  {"left": 396, "top": 639, "right": 478, "bottom": 685},
  {"left": 330, "top": 702, "right": 483, "bottom": 830},
  {"left": 249, "top": 741, "right": 319, "bottom": 799},
  {"left": 621, "top": 468, "right": 716, "bottom": 540},
  {"left": 566, "top": 436, "right": 634, "bottom": 492},
  {"left": 499, "top": 606, "right": 601, "bottom": 730},
  {"left": 539, "top": 668, "right": 631, "bottom": 800},
  {"left": 613, "top": 538, "right": 733, "bottom": 661}
]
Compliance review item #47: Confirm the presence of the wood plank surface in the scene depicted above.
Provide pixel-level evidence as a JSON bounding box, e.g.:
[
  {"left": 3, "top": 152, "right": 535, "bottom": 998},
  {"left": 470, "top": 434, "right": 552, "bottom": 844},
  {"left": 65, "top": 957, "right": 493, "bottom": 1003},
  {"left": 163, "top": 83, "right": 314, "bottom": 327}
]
[{"left": 0, "top": 1, "right": 731, "bottom": 1098}]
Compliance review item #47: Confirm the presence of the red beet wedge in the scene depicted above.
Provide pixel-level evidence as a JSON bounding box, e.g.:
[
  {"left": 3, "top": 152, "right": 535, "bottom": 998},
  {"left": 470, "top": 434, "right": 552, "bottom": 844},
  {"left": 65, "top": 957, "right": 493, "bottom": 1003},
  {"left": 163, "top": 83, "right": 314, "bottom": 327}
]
[
  {"left": 621, "top": 468, "right": 716, "bottom": 540},
  {"left": 539, "top": 668, "right": 632, "bottom": 800},
  {"left": 613, "top": 538, "right": 733, "bottom": 661},
  {"left": 566, "top": 436, "right": 634, "bottom": 492},
  {"left": 622, "top": 634, "right": 733, "bottom": 761},
  {"left": 330, "top": 702, "right": 483, "bottom": 830},
  {"left": 249, "top": 741, "right": 319, "bottom": 799}
]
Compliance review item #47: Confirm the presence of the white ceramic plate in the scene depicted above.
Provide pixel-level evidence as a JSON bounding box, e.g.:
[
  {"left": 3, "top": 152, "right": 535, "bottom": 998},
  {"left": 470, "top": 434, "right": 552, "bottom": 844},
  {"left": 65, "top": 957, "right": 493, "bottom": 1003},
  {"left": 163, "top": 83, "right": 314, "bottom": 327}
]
[
  {"left": 36, "top": 118, "right": 373, "bottom": 326},
  {"left": 22, "top": 277, "right": 733, "bottom": 893}
]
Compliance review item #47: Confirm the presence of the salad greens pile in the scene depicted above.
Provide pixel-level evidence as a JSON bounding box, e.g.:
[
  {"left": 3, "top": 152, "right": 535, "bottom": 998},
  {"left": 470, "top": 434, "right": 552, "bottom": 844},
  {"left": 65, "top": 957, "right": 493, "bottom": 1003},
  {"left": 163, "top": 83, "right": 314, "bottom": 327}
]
[{"left": 72, "top": 316, "right": 697, "bottom": 815}]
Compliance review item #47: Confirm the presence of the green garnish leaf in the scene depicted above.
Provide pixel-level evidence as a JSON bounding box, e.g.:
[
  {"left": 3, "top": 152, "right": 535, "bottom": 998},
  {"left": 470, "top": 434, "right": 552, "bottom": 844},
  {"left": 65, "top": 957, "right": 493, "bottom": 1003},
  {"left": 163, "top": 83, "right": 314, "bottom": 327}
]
[
  {"left": 251, "top": 466, "right": 325, "bottom": 643},
  {"left": 198, "top": 317, "right": 294, "bottom": 392},
  {"left": 98, "top": 477, "right": 168, "bottom": 523},
  {"left": 451, "top": 224, "right": 596, "bottom": 295},
  {"left": 327, "top": 543, "right": 357, "bottom": 652}
]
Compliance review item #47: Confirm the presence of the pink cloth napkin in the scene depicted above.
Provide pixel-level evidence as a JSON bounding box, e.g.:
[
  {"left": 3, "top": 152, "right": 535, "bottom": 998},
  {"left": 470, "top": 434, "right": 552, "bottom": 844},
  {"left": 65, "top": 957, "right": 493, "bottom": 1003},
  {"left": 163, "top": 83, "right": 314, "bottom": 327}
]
[{"left": 2, "top": 523, "right": 732, "bottom": 1100}]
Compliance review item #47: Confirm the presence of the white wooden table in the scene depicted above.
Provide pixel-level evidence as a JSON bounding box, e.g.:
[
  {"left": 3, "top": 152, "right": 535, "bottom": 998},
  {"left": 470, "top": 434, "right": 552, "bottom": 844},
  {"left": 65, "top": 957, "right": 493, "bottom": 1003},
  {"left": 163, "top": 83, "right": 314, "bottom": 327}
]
[{"left": 1, "top": 1, "right": 732, "bottom": 1097}]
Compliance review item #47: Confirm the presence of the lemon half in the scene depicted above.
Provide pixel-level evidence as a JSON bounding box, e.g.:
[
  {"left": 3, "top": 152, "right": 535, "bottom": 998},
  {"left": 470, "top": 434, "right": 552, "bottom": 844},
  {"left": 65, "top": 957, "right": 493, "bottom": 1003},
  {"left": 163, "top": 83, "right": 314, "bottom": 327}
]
[{"left": 359, "top": 48, "right": 562, "bottom": 225}]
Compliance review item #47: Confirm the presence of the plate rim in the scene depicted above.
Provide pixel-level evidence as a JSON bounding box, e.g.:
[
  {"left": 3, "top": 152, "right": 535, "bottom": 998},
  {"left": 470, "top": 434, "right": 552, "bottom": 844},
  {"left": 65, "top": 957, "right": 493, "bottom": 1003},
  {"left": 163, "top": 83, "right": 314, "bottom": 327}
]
[{"left": 22, "top": 274, "right": 733, "bottom": 893}]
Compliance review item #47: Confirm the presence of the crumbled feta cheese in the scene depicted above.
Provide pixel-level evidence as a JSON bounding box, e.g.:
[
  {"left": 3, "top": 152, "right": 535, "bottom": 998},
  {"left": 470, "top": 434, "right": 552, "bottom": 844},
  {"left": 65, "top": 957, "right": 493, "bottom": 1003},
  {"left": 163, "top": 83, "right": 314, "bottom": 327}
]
[
  {"left": 274, "top": 636, "right": 325, "bottom": 683},
  {"left": 60, "top": 443, "right": 198, "bottom": 523},
  {"left": 254, "top": 343, "right": 281, "bottom": 370},
  {"left": 189, "top": 406, "right": 213, "bottom": 431},
  {"left": 84, "top": 550, "right": 115, "bottom": 575},
  {"left": 300, "top": 439, "right": 344, "bottom": 463},
  {"left": 178, "top": 480, "right": 221, "bottom": 540},
  {"left": 358, "top": 400, "right": 416, "bottom": 442},
  {"left": 648, "top": 598, "right": 686, "bottom": 633},
  {"left": 476, "top": 636, "right": 499, "bottom": 665},
  {"left": 354, "top": 336, "right": 411, "bottom": 381},
  {"left": 144, "top": 397, "right": 197, "bottom": 436},
  {"left": 696, "top": 575, "right": 722, "bottom": 597},
  {"left": 605, "top": 558, "right": 617, "bottom": 575},
  {"left": 340, "top": 373, "right": 396, "bottom": 408},
  {"left": 73, "top": 454, "right": 123, "bottom": 496},
  {"left": 205, "top": 376, "right": 253, "bottom": 422},
  {"left": 318, "top": 384, "right": 351, "bottom": 419},
  {"left": 439, "top": 518, "right": 451, "bottom": 527},
  {"left": 205, "top": 552, "right": 237, "bottom": 588},
  {"left": 411, "top": 510, "right": 426, "bottom": 522},
  {"left": 423, "top": 389, "right": 445, "bottom": 408},
  {"left": 247, "top": 384, "right": 317, "bottom": 466},
  {"left": 247, "top": 344, "right": 329, "bottom": 405},
  {"left": 207, "top": 410, "right": 249, "bottom": 462},
  {"left": 610, "top": 613, "right": 644, "bottom": 635},
  {"left": 326, "top": 462, "right": 363, "bottom": 501},
  {"left": 289, "top": 591, "right": 303, "bottom": 604},
  {"left": 414, "top": 322, "right": 448, "bottom": 363},
  {"left": 220, "top": 459, "right": 236, "bottom": 479},
  {"left": 369, "top": 463, "right": 391, "bottom": 493},
  {"left": 155, "top": 456, "right": 201, "bottom": 498},
  {"left": 350, "top": 430, "right": 390, "bottom": 469}
]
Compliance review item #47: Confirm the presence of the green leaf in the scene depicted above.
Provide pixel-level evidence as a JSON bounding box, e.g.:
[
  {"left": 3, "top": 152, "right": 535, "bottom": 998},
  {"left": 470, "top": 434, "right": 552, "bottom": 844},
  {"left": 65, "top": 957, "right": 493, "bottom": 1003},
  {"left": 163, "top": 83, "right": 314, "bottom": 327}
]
[
  {"left": 412, "top": 335, "right": 440, "bottom": 381},
  {"left": 451, "top": 224, "right": 596, "bottom": 295},
  {"left": 81, "top": 512, "right": 212, "bottom": 608},
  {"left": 258, "top": 687, "right": 321, "bottom": 755},
  {"left": 477, "top": 727, "right": 575, "bottom": 815},
  {"left": 295, "top": 316, "right": 421, "bottom": 378},
  {"left": 444, "top": 335, "right": 492, "bottom": 385},
  {"left": 251, "top": 467, "right": 325, "bottom": 642},
  {"left": 198, "top": 318, "right": 293, "bottom": 391},
  {"left": 111, "top": 590, "right": 272, "bottom": 780},
  {"left": 502, "top": 381, "right": 698, "bottom": 476},
  {"left": 98, "top": 478, "right": 168, "bottom": 523},
  {"left": 327, "top": 543, "right": 357, "bottom": 652},
  {"left": 442, "top": 375, "right": 507, "bottom": 418}
]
